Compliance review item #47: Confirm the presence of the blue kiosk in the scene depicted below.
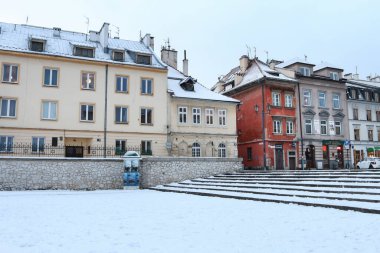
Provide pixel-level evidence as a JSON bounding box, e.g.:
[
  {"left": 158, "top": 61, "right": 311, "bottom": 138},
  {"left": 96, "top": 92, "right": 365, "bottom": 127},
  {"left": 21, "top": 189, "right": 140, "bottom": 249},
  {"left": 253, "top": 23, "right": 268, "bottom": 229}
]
[{"left": 122, "top": 151, "right": 141, "bottom": 189}]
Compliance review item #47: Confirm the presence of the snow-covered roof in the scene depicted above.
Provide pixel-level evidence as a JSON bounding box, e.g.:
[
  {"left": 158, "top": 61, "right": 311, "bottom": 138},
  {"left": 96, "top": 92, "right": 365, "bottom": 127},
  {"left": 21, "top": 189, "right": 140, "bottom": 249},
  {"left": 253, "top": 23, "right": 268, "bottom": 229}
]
[
  {"left": 276, "top": 57, "right": 315, "bottom": 68},
  {"left": 0, "top": 22, "right": 165, "bottom": 69},
  {"left": 167, "top": 66, "right": 239, "bottom": 103},
  {"left": 346, "top": 79, "right": 380, "bottom": 89},
  {"left": 314, "top": 62, "right": 343, "bottom": 72}
]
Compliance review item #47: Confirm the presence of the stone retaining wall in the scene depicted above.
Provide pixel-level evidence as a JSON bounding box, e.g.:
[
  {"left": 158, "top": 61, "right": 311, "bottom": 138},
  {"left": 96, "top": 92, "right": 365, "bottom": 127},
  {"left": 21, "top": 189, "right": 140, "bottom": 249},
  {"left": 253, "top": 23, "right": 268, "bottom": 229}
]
[{"left": 0, "top": 157, "right": 242, "bottom": 190}]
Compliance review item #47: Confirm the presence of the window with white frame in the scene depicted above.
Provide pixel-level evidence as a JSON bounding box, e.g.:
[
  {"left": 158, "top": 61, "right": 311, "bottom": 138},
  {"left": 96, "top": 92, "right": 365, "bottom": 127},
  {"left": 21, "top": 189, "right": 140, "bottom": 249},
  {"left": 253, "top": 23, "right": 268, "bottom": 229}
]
[
  {"left": 115, "top": 106, "right": 128, "bottom": 123},
  {"left": 2, "top": 64, "right": 19, "bottom": 83},
  {"left": 178, "top": 107, "right": 187, "bottom": 124},
  {"left": 305, "top": 119, "right": 312, "bottom": 134},
  {"left": 318, "top": 92, "right": 326, "bottom": 107},
  {"left": 286, "top": 121, "right": 294, "bottom": 134},
  {"left": 218, "top": 109, "right": 226, "bottom": 126},
  {"left": 218, "top": 143, "right": 226, "bottom": 158},
  {"left": 285, "top": 94, "right": 293, "bottom": 108},
  {"left": 273, "top": 120, "right": 282, "bottom": 134},
  {"left": 303, "top": 90, "right": 311, "bottom": 106},
  {"left": 116, "top": 76, "right": 128, "bottom": 93},
  {"left": 335, "top": 121, "right": 342, "bottom": 135},
  {"left": 205, "top": 108, "right": 214, "bottom": 125},
  {"left": 80, "top": 104, "right": 94, "bottom": 121},
  {"left": 141, "top": 140, "right": 152, "bottom": 155},
  {"left": 320, "top": 120, "right": 327, "bottom": 135},
  {"left": 43, "top": 68, "right": 58, "bottom": 86},
  {"left": 42, "top": 101, "right": 57, "bottom": 120},
  {"left": 141, "top": 78, "right": 153, "bottom": 95},
  {"left": 272, "top": 92, "right": 281, "bottom": 106},
  {"left": 192, "top": 143, "right": 201, "bottom": 157},
  {"left": 368, "top": 129, "right": 374, "bottom": 141},
  {"left": 332, "top": 94, "right": 340, "bottom": 109},
  {"left": 115, "top": 139, "right": 126, "bottom": 154},
  {"left": 330, "top": 72, "right": 339, "bottom": 81},
  {"left": 192, "top": 108, "right": 201, "bottom": 124},
  {"left": 298, "top": 67, "right": 311, "bottom": 76},
  {"left": 0, "top": 136, "right": 13, "bottom": 152},
  {"left": 0, "top": 98, "right": 16, "bottom": 118},
  {"left": 32, "top": 137, "right": 45, "bottom": 152},
  {"left": 141, "top": 108, "right": 152, "bottom": 124},
  {"left": 81, "top": 72, "right": 95, "bottom": 90}
]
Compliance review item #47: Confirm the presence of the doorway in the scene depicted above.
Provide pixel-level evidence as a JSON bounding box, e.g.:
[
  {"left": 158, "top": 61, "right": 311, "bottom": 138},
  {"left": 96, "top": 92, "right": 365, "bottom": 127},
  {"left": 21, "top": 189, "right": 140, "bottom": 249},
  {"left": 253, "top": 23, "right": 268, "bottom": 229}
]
[
  {"left": 288, "top": 151, "right": 296, "bottom": 170},
  {"left": 305, "top": 145, "right": 316, "bottom": 169},
  {"left": 275, "top": 145, "right": 284, "bottom": 170},
  {"left": 322, "top": 145, "right": 329, "bottom": 169}
]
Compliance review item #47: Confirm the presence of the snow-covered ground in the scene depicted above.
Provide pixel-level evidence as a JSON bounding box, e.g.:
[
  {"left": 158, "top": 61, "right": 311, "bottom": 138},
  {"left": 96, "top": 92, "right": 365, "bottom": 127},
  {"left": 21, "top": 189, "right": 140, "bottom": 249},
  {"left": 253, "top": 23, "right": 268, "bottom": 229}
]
[{"left": 0, "top": 190, "right": 379, "bottom": 253}]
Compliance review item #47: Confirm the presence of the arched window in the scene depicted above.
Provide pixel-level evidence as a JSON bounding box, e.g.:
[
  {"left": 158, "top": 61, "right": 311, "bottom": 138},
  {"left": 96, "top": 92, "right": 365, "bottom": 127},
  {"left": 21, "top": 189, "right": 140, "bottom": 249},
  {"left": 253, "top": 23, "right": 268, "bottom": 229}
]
[
  {"left": 192, "top": 143, "right": 201, "bottom": 157},
  {"left": 218, "top": 143, "right": 226, "bottom": 158}
]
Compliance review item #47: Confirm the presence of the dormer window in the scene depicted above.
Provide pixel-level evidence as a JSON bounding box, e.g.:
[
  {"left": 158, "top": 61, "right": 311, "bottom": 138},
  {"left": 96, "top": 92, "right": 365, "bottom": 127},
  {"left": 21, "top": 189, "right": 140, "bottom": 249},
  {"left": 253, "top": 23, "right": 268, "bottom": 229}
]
[
  {"left": 112, "top": 51, "right": 124, "bottom": 62},
  {"left": 30, "top": 40, "right": 45, "bottom": 52},
  {"left": 330, "top": 72, "right": 339, "bottom": 81},
  {"left": 179, "top": 77, "right": 196, "bottom": 92},
  {"left": 136, "top": 54, "right": 151, "bottom": 65},
  {"left": 298, "top": 67, "right": 311, "bottom": 76},
  {"left": 74, "top": 46, "right": 94, "bottom": 58}
]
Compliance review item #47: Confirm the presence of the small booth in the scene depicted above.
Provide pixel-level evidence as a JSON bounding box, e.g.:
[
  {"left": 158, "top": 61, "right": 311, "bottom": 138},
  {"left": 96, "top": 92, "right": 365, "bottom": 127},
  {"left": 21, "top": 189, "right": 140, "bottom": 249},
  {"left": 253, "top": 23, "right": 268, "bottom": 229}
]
[{"left": 122, "top": 151, "right": 141, "bottom": 190}]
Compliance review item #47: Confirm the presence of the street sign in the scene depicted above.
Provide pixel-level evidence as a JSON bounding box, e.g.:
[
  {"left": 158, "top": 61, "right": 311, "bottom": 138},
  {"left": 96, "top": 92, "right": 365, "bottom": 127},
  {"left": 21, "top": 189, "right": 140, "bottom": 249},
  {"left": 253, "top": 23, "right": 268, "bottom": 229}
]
[{"left": 344, "top": 140, "right": 350, "bottom": 149}]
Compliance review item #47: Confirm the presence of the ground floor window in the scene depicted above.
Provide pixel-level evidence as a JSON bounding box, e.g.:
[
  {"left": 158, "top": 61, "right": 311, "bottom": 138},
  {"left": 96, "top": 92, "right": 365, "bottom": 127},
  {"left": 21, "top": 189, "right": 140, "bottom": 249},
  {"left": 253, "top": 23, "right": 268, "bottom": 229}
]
[
  {"left": 218, "top": 143, "right": 226, "bottom": 157},
  {"left": 115, "top": 139, "right": 126, "bottom": 155},
  {"left": 141, "top": 140, "right": 152, "bottom": 155},
  {"left": 0, "top": 136, "right": 13, "bottom": 152},
  {"left": 192, "top": 143, "right": 201, "bottom": 157},
  {"left": 32, "top": 137, "right": 45, "bottom": 152},
  {"left": 247, "top": 147, "right": 252, "bottom": 161}
]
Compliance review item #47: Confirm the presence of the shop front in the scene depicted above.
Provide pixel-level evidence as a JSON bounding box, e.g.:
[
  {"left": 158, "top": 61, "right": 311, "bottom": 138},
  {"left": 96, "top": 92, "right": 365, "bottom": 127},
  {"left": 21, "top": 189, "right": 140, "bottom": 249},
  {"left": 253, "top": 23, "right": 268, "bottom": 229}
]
[{"left": 322, "top": 140, "right": 345, "bottom": 169}]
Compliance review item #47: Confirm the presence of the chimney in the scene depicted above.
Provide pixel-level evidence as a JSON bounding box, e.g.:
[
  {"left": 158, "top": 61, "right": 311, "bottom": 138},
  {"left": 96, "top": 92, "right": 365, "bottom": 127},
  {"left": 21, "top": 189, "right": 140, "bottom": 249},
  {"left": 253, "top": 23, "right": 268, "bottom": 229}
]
[
  {"left": 183, "top": 50, "right": 189, "bottom": 76},
  {"left": 142, "top": 33, "right": 154, "bottom": 50},
  {"left": 53, "top": 27, "right": 61, "bottom": 37},
  {"left": 240, "top": 55, "right": 249, "bottom": 73},
  {"left": 161, "top": 45, "right": 178, "bottom": 69},
  {"left": 89, "top": 30, "right": 100, "bottom": 42},
  {"left": 344, "top": 73, "right": 353, "bottom": 80},
  {"left": 99, "top": 22, "right": 109, "bottom": 48},
  {"left": 269, "top": 59, "right": 283, "bottom": 70}
]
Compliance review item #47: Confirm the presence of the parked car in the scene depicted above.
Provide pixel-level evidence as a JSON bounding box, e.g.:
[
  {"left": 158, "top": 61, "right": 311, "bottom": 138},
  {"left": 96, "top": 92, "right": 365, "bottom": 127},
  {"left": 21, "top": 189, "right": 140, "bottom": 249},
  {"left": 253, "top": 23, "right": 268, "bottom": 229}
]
[{"left": 356, "top": 157, "right": 380, "bottom": 169}]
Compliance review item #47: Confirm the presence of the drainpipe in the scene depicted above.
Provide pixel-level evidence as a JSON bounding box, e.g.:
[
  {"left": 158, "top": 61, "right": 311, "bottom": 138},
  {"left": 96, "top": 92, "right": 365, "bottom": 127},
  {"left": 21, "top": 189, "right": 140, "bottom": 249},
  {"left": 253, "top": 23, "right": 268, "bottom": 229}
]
[
  {"left": 103, "top": 64, "right": 109, "bottom": 158},
  {"left": 297, "top": 81, "right": 304, "bottom": 170},
  {"left": 261, "top": 79, "right": 267, "bottom": 170}
]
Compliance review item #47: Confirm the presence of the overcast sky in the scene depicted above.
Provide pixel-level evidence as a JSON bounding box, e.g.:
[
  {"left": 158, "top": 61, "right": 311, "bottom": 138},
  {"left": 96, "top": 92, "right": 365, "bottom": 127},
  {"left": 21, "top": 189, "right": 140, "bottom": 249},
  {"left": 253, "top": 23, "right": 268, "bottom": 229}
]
[{"left": 1, "top": 0, "right": 379, "bottom": 87}]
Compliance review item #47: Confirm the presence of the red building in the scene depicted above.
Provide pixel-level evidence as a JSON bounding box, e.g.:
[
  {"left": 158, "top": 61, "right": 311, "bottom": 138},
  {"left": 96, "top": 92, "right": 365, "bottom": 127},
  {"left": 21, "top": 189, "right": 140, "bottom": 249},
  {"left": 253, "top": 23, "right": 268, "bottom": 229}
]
[{"left": 213, "top": 57, "right": 298, "bottom": 169}]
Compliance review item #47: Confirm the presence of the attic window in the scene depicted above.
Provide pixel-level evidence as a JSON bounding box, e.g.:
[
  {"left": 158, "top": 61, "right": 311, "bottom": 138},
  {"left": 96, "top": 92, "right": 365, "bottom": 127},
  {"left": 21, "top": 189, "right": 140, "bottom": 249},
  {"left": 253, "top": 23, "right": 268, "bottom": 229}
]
[
  {"left": 330, "top": 72, "right": 339, "bottom": 81},
  {"left": 74, "top": 46, "right": 94, "bottom": 58},
  {"left": 30, "top": 40, "right": 45, "bottom": 52},
  {"left": 113, "top": 51, "right": 124, "bottom": 62},
  {"left": 179, "top": 77, "right": 196, "bottom": 92},
  {"left": 136, "top": 54, "right": 151, "bottom": 65},
  {"left": 298, "top": 67, "right": 311, "bottom": 77}
]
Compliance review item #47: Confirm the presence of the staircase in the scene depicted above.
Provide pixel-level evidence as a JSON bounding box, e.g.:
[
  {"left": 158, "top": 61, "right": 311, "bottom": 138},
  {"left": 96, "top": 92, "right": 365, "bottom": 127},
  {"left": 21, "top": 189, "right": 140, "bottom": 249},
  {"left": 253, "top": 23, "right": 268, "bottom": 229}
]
[{"left": 150, "top": 169, "right": 380, "bottom": 214}]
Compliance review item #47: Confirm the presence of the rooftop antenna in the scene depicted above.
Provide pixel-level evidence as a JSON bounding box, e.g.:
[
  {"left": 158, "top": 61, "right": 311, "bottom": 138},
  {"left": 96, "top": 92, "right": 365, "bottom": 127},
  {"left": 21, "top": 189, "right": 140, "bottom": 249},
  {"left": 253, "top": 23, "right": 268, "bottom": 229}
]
[
  {"left": 139, "top": 30, "right": 142, "bottom": 40},
  {"left": 111, "top": 24, "right": 120, "bottom": 38},
  {"left": 165, "top": 38, "right": 171, "bottom": 50},
  {"left": 84, "top": 16, "right": 89, "bottom": 33},
  {"left": 304, "top": 54, "right": 308, "bottom": 62},
  {"left": 355, "top": 66, "right": 358, "bottom": 74},
  {"left": 245, "top": 44, "right": 251, "bottom": 58},
  {"left": 26, "top": 16, "right": 29, "bottom": 25},
  {"left": 264, "top": 50, "right": 269, "bottom": 63},
  {"left": 253, "top": 46, "right": 256, "bottom": 58}
]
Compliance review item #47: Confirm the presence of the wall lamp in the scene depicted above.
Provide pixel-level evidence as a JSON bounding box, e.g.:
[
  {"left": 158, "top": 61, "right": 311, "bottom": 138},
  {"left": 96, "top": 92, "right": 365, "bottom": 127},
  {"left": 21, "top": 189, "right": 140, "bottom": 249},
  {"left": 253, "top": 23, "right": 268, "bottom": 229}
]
[{"left": 254, "top": 104, "right": 259, "bottom": 112}]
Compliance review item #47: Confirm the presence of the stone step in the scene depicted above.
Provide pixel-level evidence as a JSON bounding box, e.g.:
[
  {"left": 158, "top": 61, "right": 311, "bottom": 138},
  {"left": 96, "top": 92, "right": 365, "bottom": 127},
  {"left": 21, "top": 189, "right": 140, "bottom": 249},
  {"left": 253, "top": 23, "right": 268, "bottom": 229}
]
[{"left": 224, "top": 174, "right": 380, "bottom": 179}]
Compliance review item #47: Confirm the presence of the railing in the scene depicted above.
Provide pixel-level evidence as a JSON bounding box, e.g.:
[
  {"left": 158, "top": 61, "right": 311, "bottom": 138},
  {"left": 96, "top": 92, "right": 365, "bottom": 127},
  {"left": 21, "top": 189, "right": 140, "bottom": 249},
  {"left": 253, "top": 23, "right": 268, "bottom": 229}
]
[{"left": 0, "top": 143, "right": 146, "bottom": 158}]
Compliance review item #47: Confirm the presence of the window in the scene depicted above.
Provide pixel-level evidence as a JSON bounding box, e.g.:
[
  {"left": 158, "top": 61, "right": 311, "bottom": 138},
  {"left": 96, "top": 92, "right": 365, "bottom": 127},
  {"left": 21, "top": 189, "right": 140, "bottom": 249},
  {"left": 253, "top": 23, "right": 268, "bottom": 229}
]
[
  {"left": 1, "top": 98, "right": 16, "bottom": 118},
  {"left": 116, "top": 76, "right": 128, "bottom": 93},
  {"left": 332, "top": 94, "right": 340, "bottom": 109},
  {"left": 353, "top": 108, "right": 358, "bottom": 120},
  {"left": 272, "top": 92, "right": 281, "bottom": 106},
  {"left": 335, "top": 121, "right": 342, "bottom": 135},
  {"left": 115, "top": 139, "right": 126, "bottom": 155},
  {"left": 218, "top": 143, "right": 226, "bottom": 158},
  {"left": 354, "top": 129, "right": 360, "bottom": 141},
  {"left": 192, "top": 108, "right": 201, "bottom": 124},
  {"left": 115, "top": 106, "right": 128, "bottom": 123},
  {"left": 192, "top": 143, "right": 201, "bottom": 157},
  {"left": 303, "top": 90, "right": 311, "bottom": 106},
  {"left": 330, "top": 72, "right": 339, "bottom": 81},
  {"left": 136, "top": 54, "right": 151, "bottom": 65},
  {"left": 81, "top": 72, "right": 95, "bottom": 90},
  {"left": 273, "top": 120, "right": 282, "bottom": 134},
  {"left": 286, "top": 121, "right": 294, "bottom": 134},
  {"left": 376, "top": 111, "right": 380, "bottom": 122},
  {"left": 320, "top": 120, "right": 327, "bottom": 135},
  {"left": 74, "top": 47, "right": 94, "bottom": 58},
  {"left": 0, "top": 136, "right": 13, "bottom": 152},
  {"left": 365, "top": 91, "right": 370, "bottom": 101},
  {"left": 141, "top": 108, "right": 152, "bottom": 124},
  {"left": 2, "top": 64, "right": 19, "bottom": 83},
  {"left": 141, "top": 140, "right": 152, "bottom": 155},
  {"left": 375, "top": 93, "right": 380, "bottom": 103},
  {"left": 298, "top": 67, "right": 311, "bottom": 76},
  {"left": 218, "top": 109, "right": 226, "bottom": 126},
  {"left": 285, "top": 94, "right": 293, "bottom": 108},
  {"left": 318, "top": 92, "right": 326, "bottom": 107},
  {"left": 367, "top": 110, "right": 372, "bottom": 121},
  {"left": 30, "top": 40, "right": 44, "bottom": 52},
  {"left": 247, "top": 147, "right": 252, "bottom": 161},
  {"left": 368, "top": 129, "right": 374, "bottom": 141},
  {"left": 32, "top": 137, "right": 45, "bottom": 152},
  {"left": 351, "top": 89, "right": 357, "bottom": 99},
  {"left": 80, "top": 104, "right": 94, "bottom": 121},
  {"left": 42, "top": 101, "right": 57, "bottom": 120},
  {"left": 205, "top": 109, "right": 214, "bottom": 125},
  {"left": 43, "top": 68, "right": 58, "bottom": 86},
  {"left": 141, "top": 79, "right": 153, "bottom": 95},
  {"left": 113, "top": 51, "right": 124, "bottom": 62},
  {"left": 52, "top": 137, "right": 58, "bottom": 147},
  {"left": 178, "top": 107, "right": 187, "bottom": 124},
  {"left": 378, "top": 129, "right": 380, "bottom": 142},
  {"left": 305, "top": 119, "right": 312, "bottom": 134}
]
